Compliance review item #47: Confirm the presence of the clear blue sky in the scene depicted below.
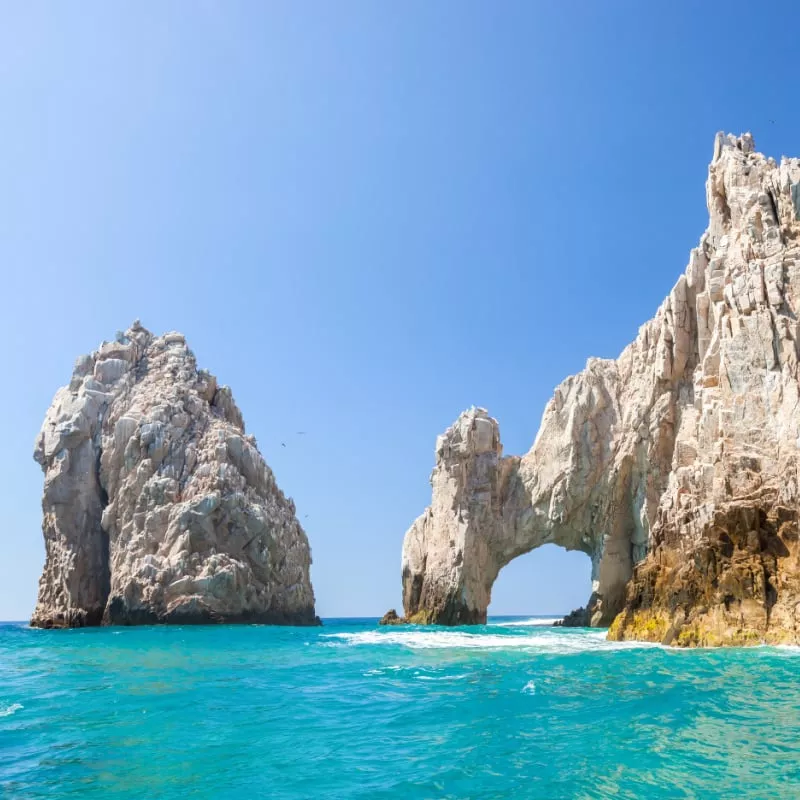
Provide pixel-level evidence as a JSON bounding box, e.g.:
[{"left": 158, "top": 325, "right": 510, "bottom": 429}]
[{"left": 1, "top": 2, "right": 796, "bottom": 620}]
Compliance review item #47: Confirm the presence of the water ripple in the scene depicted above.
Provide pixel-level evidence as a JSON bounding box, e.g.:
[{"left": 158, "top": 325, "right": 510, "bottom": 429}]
[{"left": 2, "top": 619, "right": 800, "bottom": 798}]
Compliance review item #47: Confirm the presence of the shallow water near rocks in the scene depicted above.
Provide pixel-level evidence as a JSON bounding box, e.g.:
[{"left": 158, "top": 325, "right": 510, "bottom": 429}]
[{"left": 2, "top": 617, "right": 800, "bottom": 798}]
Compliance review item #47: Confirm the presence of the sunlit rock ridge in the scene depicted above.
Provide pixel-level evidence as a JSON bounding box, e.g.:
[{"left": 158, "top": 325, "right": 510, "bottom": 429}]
[
  {"left": 32, "top": 321, "right": 318, "bottom": 628},
  {"left": 399, "top": 133, "right": 800, "bottom": 646}
]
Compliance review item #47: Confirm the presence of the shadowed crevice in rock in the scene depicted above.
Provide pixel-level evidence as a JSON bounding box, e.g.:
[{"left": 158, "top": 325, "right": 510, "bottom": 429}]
[
  {"left": 398, "top": 133, "right": 800, "bottom": 645},
  {"left": 31, "top": 428, "right": 112, "bottom": 629},
  {"left": 32, "top": 322, "right": 318, "bottom": 628},
  {"left": 97, "top": 471, "right": 112, "bottom": 619}
]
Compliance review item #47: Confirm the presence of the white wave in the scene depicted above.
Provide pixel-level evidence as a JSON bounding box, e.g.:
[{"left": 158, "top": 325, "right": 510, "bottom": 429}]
[
  {"left": 0, "top": 703, "right": 23, "bottom": 717},
  {"left": 522, "top": 680, "right": 536, "bottom": 694},
  {"left": 771, "top": 644, "right": 800, "bottom": 656},
  {"left": 322, "top": 629, "right": 659, "bottom": 654},
  {"left": 493, "top": 618, "right": 562, "bottom": 627}
]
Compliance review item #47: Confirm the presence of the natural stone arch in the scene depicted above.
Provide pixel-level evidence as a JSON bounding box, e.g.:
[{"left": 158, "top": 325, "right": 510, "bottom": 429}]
[
  {"left": 399, "top": 133, "right": 800, "bottom": 645},
  {"left": 400, "top": 394, "right": 654, "bottom": 627},
  {"left": 400, "top": 280, "right": 686, "bottom": 628}
]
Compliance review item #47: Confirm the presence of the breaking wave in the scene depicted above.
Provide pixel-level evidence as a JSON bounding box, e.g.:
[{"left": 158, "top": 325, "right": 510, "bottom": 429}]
[
  {"left": 494, "top": 617, "right": 562, "bottom": 627},
  {"left": 0, "top": 703, "right": 23, "bottom": 717},
  {"left": 322, "top": 628, "right": 659, "bottom": 654}
]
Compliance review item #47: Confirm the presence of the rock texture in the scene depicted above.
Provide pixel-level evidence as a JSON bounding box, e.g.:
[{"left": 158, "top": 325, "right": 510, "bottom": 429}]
[
  {"left": 32, "top": 322, "right": 318, "bottom": 628},
  {"left": 401, "top": 133, "right": 800, "bottom": 645},
  {"left": 378, "top": 609, "right": 404, "bottom": 625},
  {"left": 554, "top": 607, "right": 590, "bottom": 628}
]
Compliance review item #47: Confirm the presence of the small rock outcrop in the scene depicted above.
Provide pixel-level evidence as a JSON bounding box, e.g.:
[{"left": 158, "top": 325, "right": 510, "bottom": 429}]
[
  {"left": 32, "top": 322, "right": 318, "bottom": 628},
  {"left": 554, "top": 607, "right": 590, "bottom": 628},
  {"left": 401, "top": 133, "right": 800, "bottom": 646}
]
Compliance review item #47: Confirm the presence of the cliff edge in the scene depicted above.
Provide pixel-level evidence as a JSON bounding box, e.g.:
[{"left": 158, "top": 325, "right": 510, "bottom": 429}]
[
  {"left": 32, "top": 322, "right": 318, "bottom": 627},
  {"left": 398, "top": 133, "right": 800, "bottom": 646}
]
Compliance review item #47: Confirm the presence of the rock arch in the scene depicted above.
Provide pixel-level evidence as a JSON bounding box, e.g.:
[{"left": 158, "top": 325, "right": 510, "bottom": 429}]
[
  {"left": 401, "top": 391, "right": 653, "bottom": 627},
  {"left": 399, "top": 133, "right": 800, "bottom": 645}
]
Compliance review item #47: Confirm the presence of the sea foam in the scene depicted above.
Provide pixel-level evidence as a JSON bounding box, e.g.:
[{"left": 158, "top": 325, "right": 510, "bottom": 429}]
[{"left": 322, "top": 628, "right": 659, "bottom": 654}]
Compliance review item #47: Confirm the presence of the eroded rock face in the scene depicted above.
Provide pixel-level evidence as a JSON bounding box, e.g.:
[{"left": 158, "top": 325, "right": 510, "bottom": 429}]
[
  {"left": 401, "top": 133, "right": 800, "bottom": 645},
  {"left": 402, "top": 402, "right": 629, "bottom": 628},
  {"left": 32, "top": 322, "right": 318, "bottom": 627}
]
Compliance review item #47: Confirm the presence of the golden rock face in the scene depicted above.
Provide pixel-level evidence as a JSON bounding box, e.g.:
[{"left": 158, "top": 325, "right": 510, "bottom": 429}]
[{"left": 610, "top": 500, "right": 800, "bottom": 647}]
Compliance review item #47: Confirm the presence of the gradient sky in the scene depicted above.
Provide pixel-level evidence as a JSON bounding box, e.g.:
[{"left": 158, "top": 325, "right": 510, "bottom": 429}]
[{"left": 1, "top": 2, "right": 797, "bottom": 620}]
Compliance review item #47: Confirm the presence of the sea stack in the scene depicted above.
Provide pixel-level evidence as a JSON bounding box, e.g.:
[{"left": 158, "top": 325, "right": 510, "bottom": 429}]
[
  {"left": 399, "top": 132, "right": 800, "bottom": 646},
  {"left": 32, "top": 322, "right": 318, "bottom": 627}
]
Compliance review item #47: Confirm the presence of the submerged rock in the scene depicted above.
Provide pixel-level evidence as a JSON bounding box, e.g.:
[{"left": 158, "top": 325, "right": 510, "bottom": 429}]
[
  {"left": 401, "top": 133, "right": 800, "bottom": 646},
  {"left": 32, "top": 322, "right": 318, "bottom": 628}
]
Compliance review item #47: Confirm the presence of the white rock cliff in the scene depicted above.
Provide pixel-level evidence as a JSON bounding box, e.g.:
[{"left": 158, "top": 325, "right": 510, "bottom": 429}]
[
  {"left": 32, "top": 322, "right": 318, "bottom": 627},
  {"left": 399, "top": 133, "right": 800, "bottom": 645}
]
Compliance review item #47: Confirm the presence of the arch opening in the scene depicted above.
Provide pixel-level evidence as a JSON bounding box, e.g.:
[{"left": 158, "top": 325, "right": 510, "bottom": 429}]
[{"left": 488, "top": 544, "right": 592, "bottom": 621}]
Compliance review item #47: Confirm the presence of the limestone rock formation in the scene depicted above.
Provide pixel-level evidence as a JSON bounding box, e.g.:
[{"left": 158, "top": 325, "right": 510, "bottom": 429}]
[
  {"left": 32, "top": 322, "right": 318, "bottom": 628},
  {"left": 401, "top": 133, "right": 800, "bottom": 646}
]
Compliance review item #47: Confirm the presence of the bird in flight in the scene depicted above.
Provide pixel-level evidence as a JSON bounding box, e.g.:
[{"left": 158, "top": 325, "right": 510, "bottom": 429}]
[
  {"left": 281, "top": 442, "right": 286, "bottom": 448},
  {"left": 296, "top": 431, "right": 306, "bottom": 435}
]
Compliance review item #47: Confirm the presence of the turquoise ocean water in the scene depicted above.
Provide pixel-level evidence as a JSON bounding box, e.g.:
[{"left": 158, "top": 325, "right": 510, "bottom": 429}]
[{"left": 2, "top": 617, "right": 800, "bottom": 799}]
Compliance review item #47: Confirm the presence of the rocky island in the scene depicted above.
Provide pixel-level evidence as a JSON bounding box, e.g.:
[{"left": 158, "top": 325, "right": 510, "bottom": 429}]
[
  {"left": 32, "top": 322, "right": 318, "bottom": 628},
  {"left": 394, "top": 133, "right": 800, "bottom": 646}
]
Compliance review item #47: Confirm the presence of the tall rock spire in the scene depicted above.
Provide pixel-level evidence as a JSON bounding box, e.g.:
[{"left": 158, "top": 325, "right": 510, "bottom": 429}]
[{"left": 32, "top": 323, "right": 318, "bottom": 627}]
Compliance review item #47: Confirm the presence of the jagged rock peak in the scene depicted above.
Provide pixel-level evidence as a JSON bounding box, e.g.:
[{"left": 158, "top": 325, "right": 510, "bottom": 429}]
[
  {"left": 399, "top": 132, "right": 800, "bottom": 646},
  {"left": 32, "top": 322, "right": 318, "bottom": 628}
]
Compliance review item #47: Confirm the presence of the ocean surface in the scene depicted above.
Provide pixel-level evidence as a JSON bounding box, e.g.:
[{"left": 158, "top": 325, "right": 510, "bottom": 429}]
[{"left": 2, "top": 617, "right": 800, "bottom": 799}]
